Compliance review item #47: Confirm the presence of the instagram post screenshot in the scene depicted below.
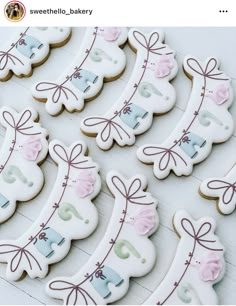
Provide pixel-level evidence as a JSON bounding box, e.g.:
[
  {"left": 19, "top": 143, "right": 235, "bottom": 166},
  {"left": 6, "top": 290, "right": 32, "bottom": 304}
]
[{"left": 0, "top": 0, "right": 235, "bottom": 305}]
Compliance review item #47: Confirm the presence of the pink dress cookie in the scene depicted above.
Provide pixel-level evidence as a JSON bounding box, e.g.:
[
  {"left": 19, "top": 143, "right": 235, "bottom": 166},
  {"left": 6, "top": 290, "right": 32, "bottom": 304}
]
[
  {"left": 81, "top": 28, "right": 178, "bottom": 150},
  {"left": 32, "top": 27, "right": 128, "bottom": 115},
  {"left": 0, "top": 140, "right": 101, "bottom": 280},
  {"left": 0, "top": 107, "right": 48, "bottom": 223},
  {"left": 138, "top": 56, "right": 234, "bottom": 179},
  {"left": 46, "top": 171, "right": 159, "bottom": 305},
  {"left": 144, "top": 210, "right": 225, "bottom": 305}
]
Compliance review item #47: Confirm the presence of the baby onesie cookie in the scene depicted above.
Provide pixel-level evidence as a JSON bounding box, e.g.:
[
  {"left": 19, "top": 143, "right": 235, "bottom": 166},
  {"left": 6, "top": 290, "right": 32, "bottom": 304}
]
[
  {"left": 32, "top": 27, "right": 128, "bottom": 116},
  {"left": 0, "top": 140, "right": 101, "bottom": 280},
  {"left": 200, "top": 164, "right": 236, "bottom": 214},
  {"left": 81, "top": 28, "right": 178, "bottom": 150},
  {"left": 46, "top": 171, "right": 159, "bottom": 305},
  {"left": 0, "top": 106, "right": 48, "bottom": 223},
  {"left": 137, "top": 56, "right": 234, "bottom": 179},
  {"left": 0, "top": 27, "right": 71, "bottom": 81},
  {"left": 144, "top": 210, "right": 225, "bottom": 305}
]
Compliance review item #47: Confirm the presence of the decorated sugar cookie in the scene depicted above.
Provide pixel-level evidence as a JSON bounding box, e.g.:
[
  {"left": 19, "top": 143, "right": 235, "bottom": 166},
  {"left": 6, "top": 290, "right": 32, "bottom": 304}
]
[
  {"left": 81, "top": 28, "right": 178, "bottom": 150},
  {"left": 0, "top": 107, "right": 48, "bottom": 223},
  {"left": 137, "top": 56, "right": 234, "bottom": 179},
  {"left": 144, "top": 210, "right": 225, "bottom": 305},
  {"left": 0, "top": 27, "right": 71, "bottom": 81},
  {"left": 0, "top": 140, "right": 101, "bottom": 280},
  {"left": 46, "top": 171, "right": 159, "bottom": 305},
  {"left": 32, "top": 27, "right": 128, "bottom": 116},
  {"left": 200, "top": 164, "right": 236, "bottom": 214}
]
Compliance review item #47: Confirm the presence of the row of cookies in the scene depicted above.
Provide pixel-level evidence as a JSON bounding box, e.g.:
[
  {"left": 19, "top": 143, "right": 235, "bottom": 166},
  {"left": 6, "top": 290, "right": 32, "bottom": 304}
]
[
  {"left": 28, "top": 26, "right": 235, "bottom": 215},
  {"left": 0, "top": 106, "right": 225, "bottom": 304},
  {"left": 3, "top": 27, "right": 233, "bottom": 195}
]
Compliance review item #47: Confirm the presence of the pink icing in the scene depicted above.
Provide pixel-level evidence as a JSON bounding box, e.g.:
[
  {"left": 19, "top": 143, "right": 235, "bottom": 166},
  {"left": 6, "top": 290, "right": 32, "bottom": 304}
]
[
  {"left": 206, "top": 83, "right": 229, "bottom": 105},
  {"left": 128, "top": 207, "right": 156, "bottom": 235},
  {"left": 73, "top": 171, "right": 96, "bottom": 198},
  {"left": 98, "top": 27, "right": 121, "bottom": 41},
  {"left": 148, "top": 55, "right": 174, "bottom": 78},
  {"left": 198, "top": 252, "right": 222, "bottom": 282},
  {"left": 20, "top": 137, "right": 42, "bottom": 161}
]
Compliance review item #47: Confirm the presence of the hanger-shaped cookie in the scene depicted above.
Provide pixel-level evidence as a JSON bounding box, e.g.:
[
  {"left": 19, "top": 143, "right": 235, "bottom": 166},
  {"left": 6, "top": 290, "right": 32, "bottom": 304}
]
[
  {"left": 144, "top": 210, "right": 225, "bottom": 305},
  {"left": 200, "top": 163, "right": 236, "bottom": 214},
  {"left": 0, "top": 27, "right": 71, "bottom": 81},
  {"left": 81, "top": 28, "right": 178, "bottom": 150},
  {"left": 137, "top": 56, "right": 234, "bottom": 179},
  {"left": 0, "top": 140, "right": 101, "bottom": 280},
  {"left": 32, "top": 27, "right": 128, "bottom": 116},
  {"left": 0, "top": 106, "right": 48, "bottom": 223},
  {"left": 46, "top": 171, "right": 159, "bottom": 305}
]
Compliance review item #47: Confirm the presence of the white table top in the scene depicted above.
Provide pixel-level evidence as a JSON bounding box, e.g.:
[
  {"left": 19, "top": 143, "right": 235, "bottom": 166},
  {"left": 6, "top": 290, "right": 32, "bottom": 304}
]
[{"left": 0, "top": 27, "right": 235, "bottom": 305}]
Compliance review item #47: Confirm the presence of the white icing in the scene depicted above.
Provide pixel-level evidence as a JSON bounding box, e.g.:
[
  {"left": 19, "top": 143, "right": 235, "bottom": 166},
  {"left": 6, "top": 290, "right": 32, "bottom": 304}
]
[
  {"left": 32, "top": 27, "right": 128, "bottom": 115},
  {"left": 0, "top": 107, "right": 48, "bottom": 223},
  {"left": 80, "top": 28, "right": 178, "bottom": 150},
  {"left": 144, "top": 210, "right": 225, "bottom": 305},
  {"left": 0, "top": 140, "right": 101, "bottom": 280},
  {"left": 200, "top": 164, "right": 236, "bottom": 214},
  {"left": 0, "top": 27, "right": 71, "bottom": 80},
  {"left": 46, "top": 171, "right": 159, "bottom": 305},
  {"left": 137, "top": 56, "right": 234, "bottom": 179}
]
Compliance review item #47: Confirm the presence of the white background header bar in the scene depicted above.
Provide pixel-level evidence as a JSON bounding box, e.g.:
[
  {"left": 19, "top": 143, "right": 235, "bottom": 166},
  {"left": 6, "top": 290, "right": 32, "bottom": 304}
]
[{"left": 0, "top": 0, "right": 235, "bottom": 26}]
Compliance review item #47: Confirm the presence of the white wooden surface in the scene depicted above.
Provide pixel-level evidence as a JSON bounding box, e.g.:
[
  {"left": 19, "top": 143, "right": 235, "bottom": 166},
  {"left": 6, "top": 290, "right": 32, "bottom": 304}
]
[{"left": 0, "top": 27, "right": 235, "bottom": 305}]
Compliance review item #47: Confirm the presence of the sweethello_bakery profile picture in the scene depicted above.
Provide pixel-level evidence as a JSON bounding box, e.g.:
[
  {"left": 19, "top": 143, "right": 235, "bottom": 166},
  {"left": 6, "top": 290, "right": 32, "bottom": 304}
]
[{"left": 4, "top": 0, "right": 26, "bottom": 22}]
